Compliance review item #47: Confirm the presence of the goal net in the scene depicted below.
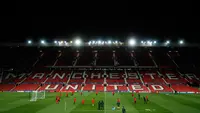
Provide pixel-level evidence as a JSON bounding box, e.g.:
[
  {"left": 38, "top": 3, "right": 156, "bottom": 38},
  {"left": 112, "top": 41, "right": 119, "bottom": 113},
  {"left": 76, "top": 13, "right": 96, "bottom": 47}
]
[{"left": 29, "top": 90, "right": 45, "bottom": 101}]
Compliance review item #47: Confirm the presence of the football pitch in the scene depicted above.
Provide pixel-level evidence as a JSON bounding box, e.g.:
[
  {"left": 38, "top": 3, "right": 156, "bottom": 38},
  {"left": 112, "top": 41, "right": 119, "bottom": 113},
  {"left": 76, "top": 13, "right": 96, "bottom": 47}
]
[{"left": 1, "top": 92, "right": 200, "bottom": 113}]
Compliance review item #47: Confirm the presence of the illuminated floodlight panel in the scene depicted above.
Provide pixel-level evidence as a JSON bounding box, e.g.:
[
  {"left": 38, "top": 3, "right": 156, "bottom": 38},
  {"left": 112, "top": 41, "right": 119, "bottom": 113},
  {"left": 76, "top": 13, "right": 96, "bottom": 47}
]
[
  {"left": 98, "top": 40, "right": 101, "bottom": 44},
  {"left": 108, "top": 40, "right": 112, "bottom": 44},
  {"left": 92, "top": 41, "right": 95, "bottom": 44},
  {"left": 74, "top": 39, "right": 82, "bottom": 46},
  {"left": 40, "top": 40, "right": 45, "bottom": 44},
  {"left": 166, "top": 40, "right": 170, "bottom": 44},
  {"left": 28, "top": 40, "right": 32, "bottom": 44},
  {"left": 179, "top": 40, "right": 184, "bottom": 44},
  {"left": 128, "top": 39, "right": 136, "bottom": 46}
]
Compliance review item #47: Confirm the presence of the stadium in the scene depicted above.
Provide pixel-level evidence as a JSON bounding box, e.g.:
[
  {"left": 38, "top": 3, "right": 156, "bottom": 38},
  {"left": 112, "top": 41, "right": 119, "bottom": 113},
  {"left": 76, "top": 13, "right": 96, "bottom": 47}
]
[{"left": 0, "top": 38, "right": 200, "bottom": 113}]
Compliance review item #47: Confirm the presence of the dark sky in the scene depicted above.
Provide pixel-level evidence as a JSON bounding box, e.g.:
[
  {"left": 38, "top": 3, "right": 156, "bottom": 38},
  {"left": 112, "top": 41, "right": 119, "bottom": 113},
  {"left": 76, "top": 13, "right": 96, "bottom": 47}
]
[{"left": 2, "top": 1, "right": 198, "bottom": 43}]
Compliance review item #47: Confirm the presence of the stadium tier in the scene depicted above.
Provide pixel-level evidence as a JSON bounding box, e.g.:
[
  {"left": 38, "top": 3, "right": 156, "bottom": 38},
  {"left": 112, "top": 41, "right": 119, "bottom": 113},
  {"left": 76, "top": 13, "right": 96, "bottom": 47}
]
[{"left": 0, "top": 46, "right": 200, "bottom": 93}]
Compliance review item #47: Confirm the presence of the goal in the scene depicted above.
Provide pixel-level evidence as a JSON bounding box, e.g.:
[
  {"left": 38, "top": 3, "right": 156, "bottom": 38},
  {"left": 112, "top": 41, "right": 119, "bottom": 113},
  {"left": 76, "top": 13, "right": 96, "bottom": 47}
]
[{"left": 29, "top": 90, "right": 45, "bottom": 101}]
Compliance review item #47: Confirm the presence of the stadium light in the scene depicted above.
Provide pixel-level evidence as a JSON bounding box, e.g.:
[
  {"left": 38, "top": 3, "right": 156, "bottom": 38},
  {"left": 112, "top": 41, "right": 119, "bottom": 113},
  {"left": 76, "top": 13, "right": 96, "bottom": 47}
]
[
  {"left": 28, "top": 40, "right": 32, "bottom": 44},
  {"left": 40, "top": 40, "right": 45, "bottom": 44},
  {"left": 54, "top": 40, "right": 57, "bottom": 44},
  {"left": 88, "top": 41, "right": 91, "bottom": 45},
  {"left": 92, "top": 41, "right": 95, "bottom": 44},
  {"left": 166, "top": 40, "right": 170, "bottom": 44},
  {"left": 74, "top": 39, "right": 82, "bottom": 46},
  {"left": 146, "top": 41, "right": 153, "bottom": 46},
  {"left": 153, "top": 41, "right": 157, "bottom": 44},
  {"left": 141, "top": 41, "right": 144, "bottom": 44},
  {"left": 64, "top": 41, "right": 68, "bottom": 45},
  {"left": 179, "top": 40, "right": 184, "bottom": 44},
  {"left": 98, "top": 40, "right": 101, "bottom": 44},
  {"left": 128, "top": 39, "right": 136, "bottom": 46},
  {"left": 108, "top": 40, "right": 112, "bottom": 44}
]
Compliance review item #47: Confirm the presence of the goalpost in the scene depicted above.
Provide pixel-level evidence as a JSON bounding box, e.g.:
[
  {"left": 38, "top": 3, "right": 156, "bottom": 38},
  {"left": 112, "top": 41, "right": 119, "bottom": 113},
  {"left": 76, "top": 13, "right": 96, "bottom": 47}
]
[{"left": 29, "top": 90, "right": 45, "bottom": 101}]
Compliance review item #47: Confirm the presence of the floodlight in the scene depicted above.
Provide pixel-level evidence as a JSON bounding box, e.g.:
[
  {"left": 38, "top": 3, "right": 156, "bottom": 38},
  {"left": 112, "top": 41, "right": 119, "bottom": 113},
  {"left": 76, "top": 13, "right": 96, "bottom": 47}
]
[
  {"left": 70, "top": 41, "right": 73, "bottom": 44},
  {"left": 75, "top": 39, "right": 81, "bottom": 46},
  {"left": 88, "top": 41, "right": 91, "bottom": 45},
  {"left": 141, "top": 41, "right": 144, "bottom": 44},
  {"left": 28, "top": 40, "right": 32, "bottom": 44},
  {"left": 147, "top": 41, "right": 152, "bottom": 46},
  {"left": 54, "top": 41, "right": 57, "bottom": 44},
  {"left": 108, "top": 40, "right": 112, "bottom": 44},
  {"left": 128, "top": 39, "right": 136, "bottom": 46},
  {"left": 115, "top": 41, "right": 118, "bottom": 44},
  {"left": 41, "top": 40, "right": 45, "bottom": 44},
  {"left": 98, "top": 40, "right": 101, "bottom": 44},
  {"left": 64, "top": 41, "right": 68, "bottom": 45},
  {"left": 92, "top": 41, "right": 95, "bottom": 44},
  {"left": 166, "top": 40, "right": 170, "bottom": 44},
  {"left": 153, "top": 41, "right": 157, "bottom": 44},
  {"left": 179, "top": 40, "right": 184, "bottom": 44}
]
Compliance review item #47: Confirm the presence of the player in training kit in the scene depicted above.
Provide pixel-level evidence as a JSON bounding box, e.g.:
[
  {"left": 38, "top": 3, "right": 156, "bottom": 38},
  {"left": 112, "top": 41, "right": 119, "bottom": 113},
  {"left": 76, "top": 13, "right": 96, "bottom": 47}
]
[
  {"left": 117, "top": 98, "right": 120, "bottom": 108},
  {"left": 112, "top": 91, "right": 115, "bottom": 96},
  {"left": 112, "top": 106, "right": 116, "bottom": 111},
  {"left": 92, "top": 98, "right": 95, "bottom": 106},
  {"left": 98, "top": 101, "right": 101, "bottom": 110},
  {"left": 143, "top": 96, "right": 147, "bottom": 104},
  {"left": 146, "top": 95, "right": 149, "bottom": 102},
  {"left": 138, "top": 93, "right": 140, "bottom": 99},
  {"left": 132, "top": 92, "right": 134, "bottom": 97},
  {"left": 82, "top": 99, "right": 85, "bottom": 105},
  {"left": 101, "top": 100, "right": 104, "bottom": 110},
  {"left": 56, "top": 96, "right": 60, "bottom": 104},
  {"left": 74, "top": 97, "right": 76, "bottom": 104},
  {"left": 134, "top": 97, "right": 137, "bottom": 104},
  {"left": 122, "top": 106, "right": 126, "bottom": 113}
]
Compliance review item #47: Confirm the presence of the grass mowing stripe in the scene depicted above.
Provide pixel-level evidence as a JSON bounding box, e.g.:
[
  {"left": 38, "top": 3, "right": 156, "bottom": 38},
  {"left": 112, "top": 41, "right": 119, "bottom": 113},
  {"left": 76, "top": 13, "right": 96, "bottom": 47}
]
[
  {"left": 70, "top": 92, "right": 104, "bottom": 113},
  {"left": 122, "top": 93, "right": 172, "bottom": 113},
  {"left": 1, "top": 92, "right": 200, "bottom": 113},
  {"left": 171, "top": 94, "right": 200, "bottom": 103},
  {"left": 151, "top": 94, "right": 200, "bottom": 113},
  {"left": 162, "top": 94, "right": 200, "bottom": 111},
  {"left": 119, "top": 93, "right": 139, "bottom": 113}
]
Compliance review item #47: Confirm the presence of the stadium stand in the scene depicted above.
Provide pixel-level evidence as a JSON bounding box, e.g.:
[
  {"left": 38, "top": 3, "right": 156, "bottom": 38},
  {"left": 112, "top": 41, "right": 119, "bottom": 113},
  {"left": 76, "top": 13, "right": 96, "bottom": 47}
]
[{"left": 0, "top": 46, "right": 200, "bottom": 93}]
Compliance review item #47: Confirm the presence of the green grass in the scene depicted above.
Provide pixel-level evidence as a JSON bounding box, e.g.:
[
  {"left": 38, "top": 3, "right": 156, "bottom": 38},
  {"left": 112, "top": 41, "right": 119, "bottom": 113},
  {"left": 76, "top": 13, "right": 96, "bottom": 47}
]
[{"left": 1, "top": 92, "right": 200, "bottom": 113}]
